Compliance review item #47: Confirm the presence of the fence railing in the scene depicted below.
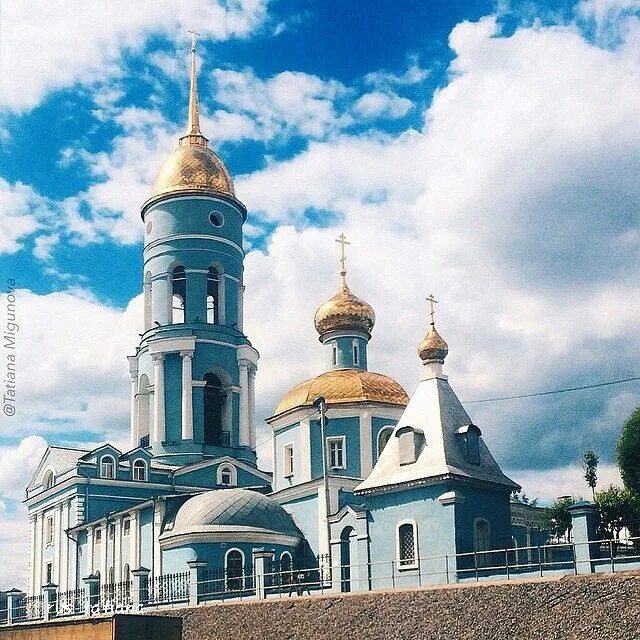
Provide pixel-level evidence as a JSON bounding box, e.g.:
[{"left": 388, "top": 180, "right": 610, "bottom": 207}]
[{"left": 2, "top": 537, "right": 639, "bottom": 626}]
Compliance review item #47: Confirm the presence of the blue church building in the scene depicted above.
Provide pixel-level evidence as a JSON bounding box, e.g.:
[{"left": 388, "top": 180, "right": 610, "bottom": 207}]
[{"left": 24, "top": 41, "right": 521, "bottom": 599}]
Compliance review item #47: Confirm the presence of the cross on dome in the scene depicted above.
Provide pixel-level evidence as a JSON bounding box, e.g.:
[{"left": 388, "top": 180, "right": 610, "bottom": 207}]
[
  {"left": 426, "top": 293, "right": 438, "bottom": 325},
  {"left": 335, "top": 232, "right": 351, "bottom": 276}
]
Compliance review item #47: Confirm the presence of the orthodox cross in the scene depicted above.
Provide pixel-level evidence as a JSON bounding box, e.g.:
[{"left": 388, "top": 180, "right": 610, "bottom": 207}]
[
  {"left": 335, "top": 233, "right": 351, "bottom": 274},
  {"left": 188, "top": 29, "right": 200, "bottom": 51},
  {"left": 426, "top": 294, "right": 438, "bottom": 324}
]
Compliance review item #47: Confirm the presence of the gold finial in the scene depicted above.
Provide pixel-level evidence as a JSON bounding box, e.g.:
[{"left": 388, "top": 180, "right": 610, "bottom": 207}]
[
  {"left": 426, "top": 293, "right": 438, "bottom": 325},
  {"left": 335, "top": 232, "right": 351, "bottom": 277},
  {"left": 178, "top": 29, "right": 208, "bottom": 148}
]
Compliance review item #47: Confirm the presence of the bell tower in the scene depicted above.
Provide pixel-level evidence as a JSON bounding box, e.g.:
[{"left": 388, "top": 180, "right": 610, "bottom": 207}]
[{"left": 128, "top": 35, "right": 258, "bottom": 466}]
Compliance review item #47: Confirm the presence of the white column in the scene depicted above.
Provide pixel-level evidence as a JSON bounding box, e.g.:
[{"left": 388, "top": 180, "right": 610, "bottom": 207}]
[
  {"left": 152, "top": 275, "right": 170, "bottom": 326},
  {"left": 360, "top": 411, "right": 373, "bottom": 478},
  {"left": 61, "top": 500, "right": 70, "bottom": 591},
  {"left": 239, "top": 360, "right": 250, "bottom": 447},
  {"left": 152, "top": 501, "right": 165, "bottom": 580},
  {"left": 87, "top": 527, "right": 94, "bottom": 576},
  {"left": 102, "top": 523, "right": 108, "bottom": 579},
  {"left": 248, "top": 367, "right": 257, "bottom": 449},
  {"left": 152, "top": 354, "right": 165, "bottom": 445},
  {"left": 114, "top": 517, "right": 122, "bottom": 582},
  {"left": 28, "top": 516, "right": 36, "bottom": 596},
  {"left": 317, "top": 485, "right": 330, "bottom": 559},
  {"left": 181, "top": 351, "right": 194, "bottom": 441},
  {"left": 54, "top": 504, "right": 63, "bottom": 584},
  {"left": 128, "top": 357, "right": 139, "bottom": 449},
  {"left": 129, "top": 512, "right": 139, "bottom": 569},
  {"left": 35, "top": 512, "right": 43, "bottom": 591}
]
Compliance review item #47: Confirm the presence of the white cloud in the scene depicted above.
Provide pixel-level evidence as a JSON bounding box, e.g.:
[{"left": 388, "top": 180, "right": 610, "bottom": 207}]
[
  {"left": 354, "top": 91, "right": 413, "bottom": 119},
  {"left": 364, "top": 58, "right": 430, "bottom": 88},
  {"left": 0, "top": 436, "right": 48, "bottom": 500},
  {"left": 0, "top": 179, "right": 48, "bottom": 254},
  {"left": 0, "top": 0, "right": 268, "bottom": 112}
]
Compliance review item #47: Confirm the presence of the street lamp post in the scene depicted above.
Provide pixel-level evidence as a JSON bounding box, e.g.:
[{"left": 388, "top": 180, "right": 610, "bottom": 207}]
[{"left": 313, "top": 395, "right": 331, "bottom": 582}]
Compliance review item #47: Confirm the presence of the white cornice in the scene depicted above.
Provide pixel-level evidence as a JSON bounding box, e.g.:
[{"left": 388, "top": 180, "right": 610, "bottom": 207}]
[
  {"left": 144, "top": 234, "right": 243, "bottom": 257},
  {"left": 159, "top": 526, "right": 301, "bottom": 549}
]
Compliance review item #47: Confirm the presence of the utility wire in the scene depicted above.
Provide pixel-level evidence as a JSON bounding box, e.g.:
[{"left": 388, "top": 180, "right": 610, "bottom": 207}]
[{"left": 462, "top": 376, "right": 640, "bottom": 405}]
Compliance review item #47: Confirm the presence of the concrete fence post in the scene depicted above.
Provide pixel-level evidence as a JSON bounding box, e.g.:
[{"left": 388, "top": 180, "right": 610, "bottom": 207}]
[
  {"left": 568, "top": 501, "right": 599, "bottom": 574},
  {"left": 186, "top": 560, "right": 208, "bottom": 607},
  {"left": 5, "top": 588, "right": 24, "bottom": 625},
  {"left": 42, "top": 583, "right": 58, "bottom": 622},
  {"left": 83, "top": 574, "right": 100, "bottom": 616},
  {"left": 252, "top": 550, "right": 274, "bottom": 600},
  {"left": 131, "top": 567, "right": 150, "bottom": 611}
]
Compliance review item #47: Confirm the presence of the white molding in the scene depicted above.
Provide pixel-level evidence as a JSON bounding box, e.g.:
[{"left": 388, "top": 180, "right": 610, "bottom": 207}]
[
  {"left": 396, "top": 519, "right": 419, "bottom": 570},
  {"left": 216, "top": 463, "right": 237, "bottom": 486},
  {"left": 174, "top": 455, "right": 271, "bottom": 481},
  {"left": 144, "top": 233, "right": 244, "bottom": 257},
  {"left": 326, "top": 435, "right": 346, "bottom": 470},
  {"left": 360, "top": 412, "right": 373, "bottom": 477},
  {"left": 159, "top": 528, "right": 301, "bottom": 549},
  {"left": 148, "top": 336, "right": 196, "bottom": 355},
  {"left": 268, "top": 403, "right": 403, "bottom": 430}
]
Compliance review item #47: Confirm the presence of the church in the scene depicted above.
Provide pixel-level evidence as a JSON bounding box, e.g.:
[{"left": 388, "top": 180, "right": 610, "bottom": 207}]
[{"left": 23, "top": 40, "right": 520, "bottom": 599}]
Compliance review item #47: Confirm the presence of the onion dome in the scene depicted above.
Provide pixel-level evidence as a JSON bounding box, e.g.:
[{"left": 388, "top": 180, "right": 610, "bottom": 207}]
[
  {"left": 143, "top": 36, "right": 237, "bottom": 212},
  {"left": 418, "top": 322, "right": 449, "bottom": 363},
  {"left": 272, "top": 368, "right": 409, "bottom": 418},
  {"left": 314, "top": 274, "right": 376, "bottom": 338}
]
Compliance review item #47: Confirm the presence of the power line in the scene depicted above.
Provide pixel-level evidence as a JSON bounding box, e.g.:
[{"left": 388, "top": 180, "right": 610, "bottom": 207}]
[{"left": 462, "top": 376, "right": 640, "bottom": 405}]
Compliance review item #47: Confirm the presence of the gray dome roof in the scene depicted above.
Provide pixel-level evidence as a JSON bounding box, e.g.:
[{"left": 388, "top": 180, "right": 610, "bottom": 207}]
[{"left": 165, "top": 489, "right": 302, "bottom": 544}]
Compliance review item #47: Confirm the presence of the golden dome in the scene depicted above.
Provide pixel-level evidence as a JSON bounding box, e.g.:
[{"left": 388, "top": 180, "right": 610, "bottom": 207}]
[
  {"left": 418, "top": 322, "right": 449, "bottom": 363},
  {"left": 144, "top": 35, "right": 236, "bottom": 208},
  {"left": 314, "top": 275, "right": 376, "bottom": 337},
  {"left": 150, "top": 145, "right": 235, "bottom": 200},
  {"left": 272, "top": 368, "right": 409, "bottom": 418}
]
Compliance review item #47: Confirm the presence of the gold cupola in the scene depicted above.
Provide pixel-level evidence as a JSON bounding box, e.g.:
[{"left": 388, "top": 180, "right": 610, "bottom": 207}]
[
  {"left": 418, "top": 295, "right": 448, "bottom": 363},
  {"left": 314, "top": 234, "right": 375, "bottom": 339},
  {"left": 143, "top": 34, "right": 237, "bottom": 214}
]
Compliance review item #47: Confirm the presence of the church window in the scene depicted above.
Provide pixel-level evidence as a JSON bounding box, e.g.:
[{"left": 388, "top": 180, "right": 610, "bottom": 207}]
[
  {"left": 132, "top": 459, "right": 147, "bottom": 481},
  {"left": 283, "top": 444, "right": 294, "bottom": 477},
  {"left": 327, "top": 436, "right": 346, "bottom": 469},
  {"left": 45, "top": 516, "right": 54, "bottom": 546},
  {"left": 396, "top": 426, "right": 424, "bottom": 465},
  {"left": 100, "top": 456, "right": 115, "bottom": 479},
  {"left": 217, "top": 464, "right": 236, "bottom": 486},
  {"left": 397, "top": 521, "right": 418, "bottom": 568},
  {"left": 95, "top": 529, "right": 102, "bottom": 544},
  {"left": 225, "top": 549, "right": 244, "bottom": 591},
  {"left": 171, "top": 266, "right": 187, "bottom": 324},
  {"left": 280, "top": 552, "right": 293, "bottom": 585},
  {"left": 203, "top": 373, "right": 227, "bottom": 445},
  {"left": 145, "top": 221, "right": 152, "bottom": 235},
  {"left": 209, "top": 211, "right": 224, "bottom": 227},
  {"left": 45, "top": 563, "right": 53, "bottom": 585},
  {"left": 206, "top": 268, "right": 219, "bottom": 324},
  {"left": 457, "top": 425, "right": 482, "bottom": 465},
  {"left": 474, "top": 519, "right": 491, "bottom": 567},
  {"left": 332, "top": 344, "right": 337, "bottom": 366},
  {"left": 377, "top": 427, "right": 394, "bottom": 457},
  {"left": 43, "top": 470, "right": 54, "bottom": 490},
  {"left": 109, "top": 524, "right": 115, "bottom": 540},
  {"left": 353, "top": 341, "right": 359, "bottom": 366},
  {"left": 123, "top": 518, "right": 131, "bottom": 537},
  {"left": 108, "top": 567, "right": 114, "bottom": 585}
]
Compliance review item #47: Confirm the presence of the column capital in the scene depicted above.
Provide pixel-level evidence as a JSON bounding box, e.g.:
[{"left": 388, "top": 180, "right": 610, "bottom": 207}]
[
  {"left": 180, "top": 350, "right": 194, "bottom": 359},
  {"left": 152, "top": 353, "right": 165, "bottom": 363}
]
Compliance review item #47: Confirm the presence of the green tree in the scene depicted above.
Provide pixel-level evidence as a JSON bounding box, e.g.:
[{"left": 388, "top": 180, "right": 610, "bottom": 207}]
[
  {"left": 582, "top": 449, "right": 599, "bottom": 501},
  {"left": 594, "top": 485, "right": 640, "bottom": 545},
  {"left": 617, "top": 408, "right": 640, "bottom": 494},
  {"left": 544, "top": 496, "right": 577, "bottom": 542}
]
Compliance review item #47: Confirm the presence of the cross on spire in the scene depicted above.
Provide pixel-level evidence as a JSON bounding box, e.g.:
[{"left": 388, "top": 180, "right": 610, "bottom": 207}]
[
  {"left": 335, "top": 233, "right": 351, "bottom": 276},
  {"left": 188, "top": 29, "right": 200, "bottom": 52},
  {"left": 426, "top": 294, "right": 438, "bottom": 325}
]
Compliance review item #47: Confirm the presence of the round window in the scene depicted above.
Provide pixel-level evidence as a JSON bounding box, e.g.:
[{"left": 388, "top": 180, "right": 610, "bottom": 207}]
[
  {"left": 146, "top": 221, "right": 153, "bottom": 235},
  {"left": 209, "top": 211, "right": 224, "bottom": 227}
]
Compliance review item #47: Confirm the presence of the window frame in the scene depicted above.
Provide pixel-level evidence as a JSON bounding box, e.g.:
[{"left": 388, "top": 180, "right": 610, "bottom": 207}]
[
  {"left": 100, "top": 455, "right": 116, "bottom": 479},
  {"left": 327, "top": 435, "right": 346, "bottom": 470},
  {"left": 396, "top": 519, "right": 419, "bottom": 570},
  {"left": 352, "top": 340, "right": 359, "bottom": 366},
  {"left": 224, "top": 548, "right": 245, "bottom": 591},
  {"left": 377, "top": 426, "right": 394, "bottom": 458},
  {"left": 217, "top": 464, "right": 237, "bottom": 486},
  {"left": 95, "top": 528, "right": 103, "bottom": 545},
  {"left": 132, "top": 459, "right": 148, "bottom": 481},
  {"left": 45, "top": 515, "right": 54, "bottom": 546},
  {"left": 283, "top": 443, "right": 294, "bottom": 478},
  {"left": 43, "top": 469, "right": 55, "bottom": 491},
  {"left": 123, "top": 518, "right": 131, "bottom": 537},
  {"left": 45, "top": 562, "right": 53, "bottom": 585},
  {"left": 332, "top": 344, "right": 337, "bottom": 367}
]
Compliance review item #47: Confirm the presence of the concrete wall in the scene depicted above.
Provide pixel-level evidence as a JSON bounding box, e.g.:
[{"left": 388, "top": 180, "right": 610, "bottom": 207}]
[{"left": 157, "top": 571, "right": 640, "bottom": 640}]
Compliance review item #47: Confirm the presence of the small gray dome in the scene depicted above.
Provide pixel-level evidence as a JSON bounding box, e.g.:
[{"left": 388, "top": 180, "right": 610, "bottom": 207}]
[{"left": 170, "top": 488, "right": 301, "bottom": 539}]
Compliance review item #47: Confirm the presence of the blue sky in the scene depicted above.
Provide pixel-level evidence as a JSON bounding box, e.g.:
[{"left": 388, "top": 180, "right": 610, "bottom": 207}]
[{"left": 1, "top": 0, "right": 640, "bottom": 584}]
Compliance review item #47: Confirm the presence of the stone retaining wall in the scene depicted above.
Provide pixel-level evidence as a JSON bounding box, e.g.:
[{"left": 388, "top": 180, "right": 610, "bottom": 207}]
[{"left": 157, "top": 571, "right": 640, "bottom": 640}]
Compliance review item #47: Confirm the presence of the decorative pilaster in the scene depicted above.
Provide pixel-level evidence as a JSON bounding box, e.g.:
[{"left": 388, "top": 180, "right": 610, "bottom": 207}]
[
  {"left": 54, "top": 504, "right": 63, "bottom": 585},
  {"left": 34, "top": 513, "right": 43, "bottom": 598},
  {"left": 238, "top": 284, "right": 245, "bottom": 332},
  {"left": 152, "top": 353, "right": 165, "bottom": 445},
  {"left": 248, "top": 366, "right": 256, "bottom": 449},
  {"left": 180, "top": 351, "right": 194, "bottom": 440},
  {"left": 239, "top": 360, "right": 250, "bottom": 447},
  {"left": 28, "top": 516, "right": 36, "bottom": 596},
  {"left": 152, "top": 500, "right": 166, "bottom": 579},
  {"left": 114, "top": 517, "right": 122, "bottom": 583},
  {"left": 129, "top": 511, "right": 139, "bottom": 570},
  {"left": 128, "top": 356, "right": 139, "bottom": 449},
  {"left": 86, "top": 527, "right": 95, "bottom": 575}
]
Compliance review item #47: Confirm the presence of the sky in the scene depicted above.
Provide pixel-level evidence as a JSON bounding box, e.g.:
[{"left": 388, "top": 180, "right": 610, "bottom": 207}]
[{"left": 1, "top": 0, "right": 640, "bottom": 586}]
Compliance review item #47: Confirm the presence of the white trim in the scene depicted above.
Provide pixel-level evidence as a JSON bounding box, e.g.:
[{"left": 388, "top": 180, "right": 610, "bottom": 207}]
[
  {"left": 173, "top": 455, "right": 271, "bottom": 481},
  {"left": 132, "top": 459, "right": 148, "bottom": 482},
  {"left": 326, "top": 436, "right": 346, "bottom": 470},
  {"left": 283, "top": 442, "right": 294, "bottom": 478},
  {"left": 144, "top": 233, "right": 244, "bottom": 257},
  {"left": 396, "top": 519, "right": 419, "bottom": 570},
  {"left": 217, "top": 463, "right": 237, "bottom": 486},
  {"left": 376, "top": 425, "right": 394, "bottom": 458},
  {"left": 160, "top": 529, "right": 301, "bottom": 549},
  {"left": 270, "top": 475, "right": 362, "bottom": 504},
  {"left": 99, "top": 455, "right": 116, "bottom": 479},
  {"left": 268, "top": 404, "right": 404, "bottom": 430},
  {"left": 42, "top": 467, "right": 56, "bottom": 490},
  {"left": 360, "top": 412, "right": 373, "bottom": 477}
]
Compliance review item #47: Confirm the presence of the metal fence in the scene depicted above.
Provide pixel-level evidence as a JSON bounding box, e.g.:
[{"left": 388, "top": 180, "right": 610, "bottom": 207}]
[{"left": 2, "top": 537, "right": 639, "bottom": 626}]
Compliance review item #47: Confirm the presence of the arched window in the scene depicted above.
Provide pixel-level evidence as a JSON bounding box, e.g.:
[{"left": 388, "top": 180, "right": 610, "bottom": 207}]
[
  {"left": 340, "top": 526, "right": 355, "bottom": 592},
  {"left": 332, "top": 344, "right": 337, "bottom": 367},
  {"left": 474, "top": 519, "right": 491, "bottom": 554},
  {"left": 280, "top": 551, "right": 293, "bottom": 584},
  {"left": 138, "top": 374, "right": 150, "bottom": 447},
  {"left": 123, "top": 564, "right": 131, "bottom": 598},
  {"left": 206, "top": 268, "right": 219, "bottom": 324},
  {"left": 217, "top": 464, "right": 236, "bottom": 486},
  {"left": 397, "top": 520, "right": 418, "bottom": 568},
  {"left": 203, "top": 374, "right": 227, "bottom": 446},
  {"left": 377, "top": 427, "right": 394, "bottom": 457},
  {"left": 132, "top": 459, "right": 147, "bottom": 481},
  {"left": 352, "top": 340, "right": 359, "bottom": 366},
  {"left": 225, "top": 549, "right": 244, "bottom": 591},
  {"left": 43, "top": 470, "right": 55, "bottom": 490},
  {"left": 100, "top": 456, "right": 115, "bottom": 479},
  {"left": 171, "top": 266, "right": 186, "bottom": 324}
]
